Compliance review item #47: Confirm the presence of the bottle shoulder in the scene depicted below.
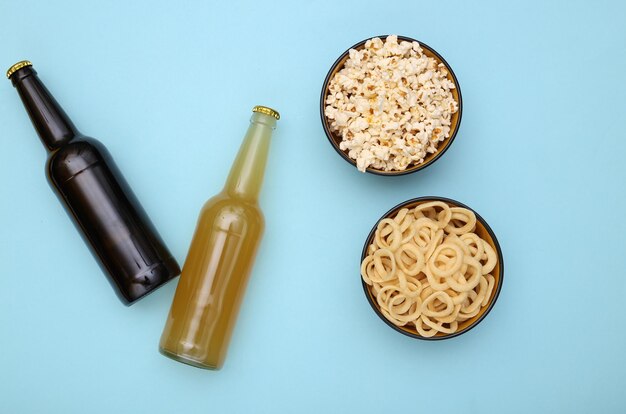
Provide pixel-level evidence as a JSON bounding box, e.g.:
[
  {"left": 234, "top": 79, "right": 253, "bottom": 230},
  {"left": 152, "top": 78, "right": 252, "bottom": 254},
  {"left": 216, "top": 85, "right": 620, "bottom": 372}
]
[
  {"left": 199, "top": 193, "right": 264, "bottom": 228},
  {"left": 46, "top": 137, "right": 110, "bottom": 183}
]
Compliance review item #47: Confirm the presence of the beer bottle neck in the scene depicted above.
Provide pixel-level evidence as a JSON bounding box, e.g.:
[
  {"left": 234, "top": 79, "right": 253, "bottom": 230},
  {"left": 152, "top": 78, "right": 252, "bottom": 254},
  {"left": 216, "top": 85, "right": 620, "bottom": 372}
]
[
  {"left": 223, "top": 112, "right": 276, "bottom": 201},
  {"left": 10, "top": 65, "right": 79, "bottom": 151}
]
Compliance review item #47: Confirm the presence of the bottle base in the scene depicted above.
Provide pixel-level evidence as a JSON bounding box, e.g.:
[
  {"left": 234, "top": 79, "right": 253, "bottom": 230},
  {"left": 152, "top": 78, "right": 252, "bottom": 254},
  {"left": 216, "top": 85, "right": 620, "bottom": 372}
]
[
  {"left": 121, "top": 257, "right": 181, "bottom": 306},
  {"left": 159, "top": 347, "right": 220, "bottom": 370}
]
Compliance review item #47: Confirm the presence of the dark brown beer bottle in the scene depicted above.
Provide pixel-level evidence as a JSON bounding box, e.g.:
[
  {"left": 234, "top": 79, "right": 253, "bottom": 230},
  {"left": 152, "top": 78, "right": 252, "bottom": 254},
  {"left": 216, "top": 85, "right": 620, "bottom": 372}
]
[{"left": 7, "top": 61, "right": 181, "bottom": 305}]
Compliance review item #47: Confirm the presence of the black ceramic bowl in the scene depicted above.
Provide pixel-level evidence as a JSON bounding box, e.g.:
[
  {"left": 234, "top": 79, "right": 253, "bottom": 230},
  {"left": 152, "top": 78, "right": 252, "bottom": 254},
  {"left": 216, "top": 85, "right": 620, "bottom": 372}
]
[
  {"left": 320, "top": 35, "right": 463, "bottom": 176},
  {"left": 361, "top": 196, "right": 503, "bottom": 340}
]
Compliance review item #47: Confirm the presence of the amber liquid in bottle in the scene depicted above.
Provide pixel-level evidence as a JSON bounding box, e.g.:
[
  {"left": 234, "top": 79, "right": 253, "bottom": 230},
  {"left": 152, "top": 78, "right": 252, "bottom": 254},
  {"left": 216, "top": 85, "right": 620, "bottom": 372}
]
[{"left": 159, "top": 106, "right": 279, "bottom": 370}]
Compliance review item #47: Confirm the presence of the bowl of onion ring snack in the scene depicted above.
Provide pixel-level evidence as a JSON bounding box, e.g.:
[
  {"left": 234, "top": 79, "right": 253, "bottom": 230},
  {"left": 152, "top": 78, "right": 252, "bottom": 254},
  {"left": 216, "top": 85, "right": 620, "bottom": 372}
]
[{"left": 360, "top": 197, "right": 503, "bottom": 340}]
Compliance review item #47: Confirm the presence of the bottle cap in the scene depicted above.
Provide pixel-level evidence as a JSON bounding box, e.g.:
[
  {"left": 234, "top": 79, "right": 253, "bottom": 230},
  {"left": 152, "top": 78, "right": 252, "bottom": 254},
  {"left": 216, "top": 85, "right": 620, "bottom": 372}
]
[
  {"left": 6, "top": 60, "right": 33, "bottom": 79},
  {"left": 252, "top": 105, "right": 280, "bottom": 120}
]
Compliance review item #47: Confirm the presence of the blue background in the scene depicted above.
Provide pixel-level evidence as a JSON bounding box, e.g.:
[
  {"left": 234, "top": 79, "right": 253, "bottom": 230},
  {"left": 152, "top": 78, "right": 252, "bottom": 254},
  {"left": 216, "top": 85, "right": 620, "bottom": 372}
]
[{"left": 1, "top": 0, "right": 625, "bottom": 412}]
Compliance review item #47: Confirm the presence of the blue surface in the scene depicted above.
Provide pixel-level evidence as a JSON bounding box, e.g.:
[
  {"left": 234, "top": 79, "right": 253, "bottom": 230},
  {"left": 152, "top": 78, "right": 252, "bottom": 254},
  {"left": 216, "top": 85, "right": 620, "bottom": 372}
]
[{"left": 1, "top": 0, "right": 625, "bottom": 412}]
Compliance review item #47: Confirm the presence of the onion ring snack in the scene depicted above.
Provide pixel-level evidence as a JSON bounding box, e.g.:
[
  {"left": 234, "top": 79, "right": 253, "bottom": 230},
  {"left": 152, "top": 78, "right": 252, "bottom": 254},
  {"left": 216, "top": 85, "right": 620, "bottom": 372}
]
[{"left": 361, "top": 198, "right": 502, "bottom": 339}]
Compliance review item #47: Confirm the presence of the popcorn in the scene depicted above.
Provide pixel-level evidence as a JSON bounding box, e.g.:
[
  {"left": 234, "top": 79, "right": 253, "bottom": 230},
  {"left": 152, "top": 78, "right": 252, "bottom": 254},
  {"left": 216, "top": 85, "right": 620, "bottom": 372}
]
[{"left": 326, "top": 35, "right": 459, "bottom": 172}]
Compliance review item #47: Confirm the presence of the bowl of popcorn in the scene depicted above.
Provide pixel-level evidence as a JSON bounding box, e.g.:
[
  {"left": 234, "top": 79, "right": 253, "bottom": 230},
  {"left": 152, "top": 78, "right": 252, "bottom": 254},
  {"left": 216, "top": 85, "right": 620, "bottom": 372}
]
[
  {"left": 321, "top": 35, "right": 462, "bottom": 175},
  {"left": 360, "top": 197, "right": 503, "bottom": 339}
]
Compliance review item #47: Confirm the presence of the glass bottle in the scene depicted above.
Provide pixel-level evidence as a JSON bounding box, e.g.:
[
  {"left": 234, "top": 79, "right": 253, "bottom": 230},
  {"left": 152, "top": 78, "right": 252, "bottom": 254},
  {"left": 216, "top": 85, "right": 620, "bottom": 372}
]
[
  {"left": 7, "top": 61, "right": 181, "bottom": 305},
  {"left": 159, "top": 106, "right": 279, "bottom": 370}
]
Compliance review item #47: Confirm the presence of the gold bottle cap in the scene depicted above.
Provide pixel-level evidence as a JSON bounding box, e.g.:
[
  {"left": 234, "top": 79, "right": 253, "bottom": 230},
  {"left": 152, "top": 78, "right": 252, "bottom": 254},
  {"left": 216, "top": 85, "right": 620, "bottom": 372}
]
[
  {"left": 6, "top": 60, "right": 33, "bottom": 79},
  {"left": 252, "top": 105, "right": 280, "bottom": 120}
]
